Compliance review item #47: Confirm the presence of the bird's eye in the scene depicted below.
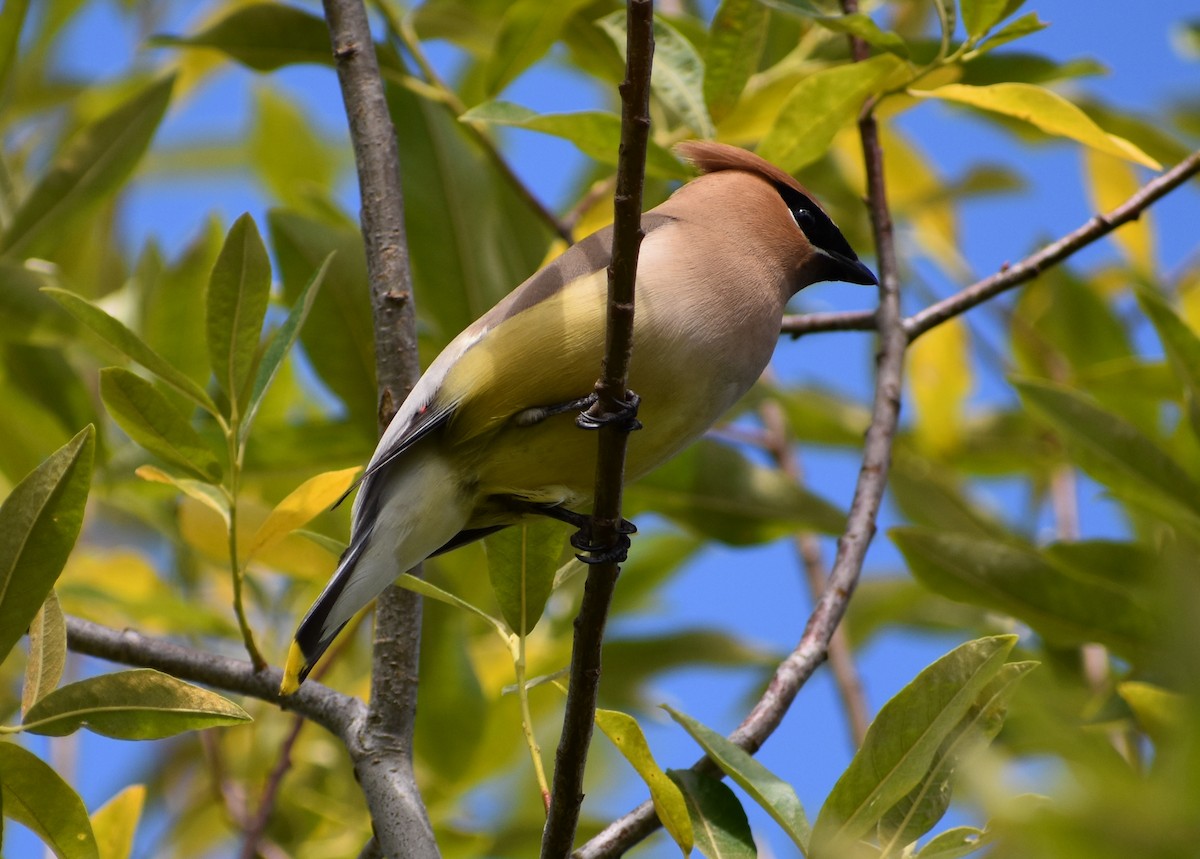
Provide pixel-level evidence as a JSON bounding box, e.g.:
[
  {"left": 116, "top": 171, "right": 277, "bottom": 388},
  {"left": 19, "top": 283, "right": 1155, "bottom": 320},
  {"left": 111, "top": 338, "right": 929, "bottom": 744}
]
[{"left": 792, "top": 208, "right": 815, "bottom": 230}]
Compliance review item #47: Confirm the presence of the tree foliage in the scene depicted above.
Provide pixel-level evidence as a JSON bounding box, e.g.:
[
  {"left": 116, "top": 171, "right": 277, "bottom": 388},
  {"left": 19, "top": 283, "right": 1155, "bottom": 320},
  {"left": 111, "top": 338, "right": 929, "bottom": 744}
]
[{"left": 0, "top": 1, "right": 1198, "bottom": 857}]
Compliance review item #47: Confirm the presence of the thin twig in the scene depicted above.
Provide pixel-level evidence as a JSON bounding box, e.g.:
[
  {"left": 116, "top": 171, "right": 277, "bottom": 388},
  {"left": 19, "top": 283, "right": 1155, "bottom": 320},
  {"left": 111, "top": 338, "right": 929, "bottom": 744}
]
[
  {"left": 540, "top": 3, "right": 655, "bottom": 857},
  {"left": 759, "top": 397, "right": 870, "bottom": 747},
  {"left": 321, "top": 0, "right": 436, "bottom": 856},
  {"left": 780, "top": 148, "right": 1200, "bottom": 340},
  {"left": 575, "top": 6, "right": 907, "bottom": 853}
]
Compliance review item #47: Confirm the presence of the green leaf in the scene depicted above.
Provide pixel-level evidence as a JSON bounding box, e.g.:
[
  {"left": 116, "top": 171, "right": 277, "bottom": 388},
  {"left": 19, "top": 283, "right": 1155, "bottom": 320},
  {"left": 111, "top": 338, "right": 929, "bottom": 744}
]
[
  {"left": 892, "top": 528, "right": 1156, "bottom": 658},
  {"left": 0, "top": 742, "right": 98, "bottom": 859},
  {"left": 962, "top": 0, "right": 1026, "bottom": 41},
  {"left": 759, "top": 54, "right": 905, "bottom": 172},
  {"left": 783, "top": 3, "right": 910, "bottom": 58},
  {"left": 627, "top": 440, "right": 845, "bottom": 543},
  {"left": 665, "top": 704, "right": 811, "bottom": 853},
  {"left": 973, "top": 12, "right": 1047, "bottom": 54},
  {"left": 911, "top": 83, "right": 1161, "bottom": 169},
  {"left": 1137, "top": 289, "right": 1200, "bottom": 438},
  {"left": 0, "top": 260, "right": 77, "bottom": 345},
  {"left": 483, "top": 0, "right": 594, "bottom": 96},
  {"left": 241, "top": 251, "right": 332, "bottom": 442},
  {"left": 0, "top": 426, "right": 94, "bottom": 662},
  {"left": 598, "top": 11, "right": 715, "bottom": 138},
  {"left": 248, "top": 88, "right": 342, "bottom": 207},
  {"left": 704, "top": 0, "right": 770, "bottom": 122},
  {"left": 811, "top": 636, "right": 1017, "bottom": 857},
  {"left": 268, "top": 211, "right": 378, "bottom": 436},
  {"left": 915, "top": 826, "right": 992, "bottom": 859},
  {"left": 43, "top": 288, "right": 220, "bottom": 416},
  {"left": 484, "top": 519, "right": 568, "bottom": 636},
  {"left": 877, "top": 662, "right": 1035, "bottom": 853},
  {"left": 22, "top": 669, "right": 251, "bottom": 739},
  {"left": 1, "top": 76, "right": 175, "bottom": 259},
  {"left": 1117, "top": 681, "right": 1186, "bottom": 743},
  {"left": 0, "top": 0, "right": 30, "bottom": 102},
  {"left": 150, "top": 4, "right": 333, "bottom": 72},
  {"left": 22, "top": 590, "right": 66, "bottom": 714},
  {"left": 890, "top": 452, "right": 1010, "bottom": 540},
  {"left": 90, "top": 785, "right": 145, "bottom": 859},
  {"left": 596, "top": 708, "right": 694, "bottom": 854},
  {"left": 669, "top": 769, "right": 757, "bottom": 859},
  {"left": 135, "top": 465, "right": 231, "bottom": 527},
  {"left": 396, "top": 573, "right": 508, "bottom": 635},
  {"left": 461, "top": 102, "right": 687, "bottom": 178},
  {"left": 1014, "top": 378, "right": 1200, "bottom": 528},
  {"left": 99, "top": 368, "right": 221, "bottom": 482},
  {"left": 207, "top": 213, "right": 272, "bottom": 413}
]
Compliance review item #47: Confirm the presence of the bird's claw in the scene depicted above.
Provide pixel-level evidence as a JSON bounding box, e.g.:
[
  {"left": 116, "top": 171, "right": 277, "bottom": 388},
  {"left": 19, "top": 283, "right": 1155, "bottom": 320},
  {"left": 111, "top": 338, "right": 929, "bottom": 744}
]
[
  {"left": 576, "top": 390, "right": 642, "bottom": 432},
  {"left": 571, "top": 530, "right": 632, "bottom": 565}
]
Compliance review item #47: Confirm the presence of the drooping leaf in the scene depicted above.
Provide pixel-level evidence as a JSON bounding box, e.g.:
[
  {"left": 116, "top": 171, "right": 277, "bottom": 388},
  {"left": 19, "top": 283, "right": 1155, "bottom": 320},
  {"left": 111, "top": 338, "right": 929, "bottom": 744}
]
[
  {"left": 911, "top": 83, "right": 1161, "bottom": 169},
  {"left": 22, "top": 669, "right": 251, "bottom": 739},
  {"left": 666, "top": 705, "right": 811, "bottom": 852},
  {"left": 248, "top": 87, "right": 342, "bottom": 207},
  {"left": 1015, "top": 378, "right": 1200, "bottom": 528},
  {"left": 99, "top": 368, "right": 221, "bottom": 481},
  {"left": 892, "top": 528, "right": 1157, "bottom": 658},
  {"left": 1, "top": 76, "right": 175, "bottom": 258},
  {"left": 90, "top": 785, "right": 145, "bottom": 859},
  {"left": 759, "top": 54, "right": 905, "bottom": 172},
  {"left": 483, "top": 0, "right": 594, "bottom": 96},
  {"left": 484, "top": 519, "right": 569, "bottom": 636},
  {"left": 598, "top": 11, "right": 715, "bottom": 138},
  {"left": 150, "top": 4, "right": 333, "bottom": 72},
  {"left": 0, "top": 742, "right": 98, "bottom": 859},
  {"left": 972, "top": 13, "right": 1049, "bottom": 54},
  {"left": 135, "top": 465, "right": 230, "bottom": 527},
  {"left": 907, "top": 318, "right": 972, "bottom": 455},
  {"left": 1083, "top": 149, "right": 1154, "bottom": 273},
  {"left": 21, "top": 590, "right": 66, "bottom": 714},
  {"left": 0, "top": 426, "right": 94, "bottom": 661},
  {"left": 596, "top": 708, "right": 694, "bottom": 854},
  {"left": 461, "top": 102, "right": 687, "bottom": 178},
  {"left": 43, "top": 288, "right": 219, "bottom": 416},
  {"left": 704, "top": 0, "right": 770, "bottom": 122},
  {"left": 811, "top": 636, "right": 1017, "bottom": 856},
  {"left": 206, "top": 213, "right": 272, "bottom": 413},
  {"left": 396, "top": 573, "right": 508, "bottom": 634},
  {"left": 1136, "top": 288, "right": 1200, "bottom": 438},
  {"left": 669, "top": 769, "right": 757, "bottom": 859},
  {"left": 244, "top": 466, "right": 361, "bottom": 563},
  {"left": 627, "top": 439, "right": 845, "bottom": 543},
  {"left": 785, "top": 3, "right": 910, "bottom": 57},
  {"left": 240, "top": 251, "right": 332, "bottom": 441}
]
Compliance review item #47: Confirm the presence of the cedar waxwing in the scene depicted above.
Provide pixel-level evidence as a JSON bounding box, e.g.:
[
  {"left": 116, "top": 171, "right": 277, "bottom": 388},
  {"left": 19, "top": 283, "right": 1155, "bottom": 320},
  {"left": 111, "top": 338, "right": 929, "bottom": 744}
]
[{"left": 280, "top": 141, "right": 877, "bottom": 693}]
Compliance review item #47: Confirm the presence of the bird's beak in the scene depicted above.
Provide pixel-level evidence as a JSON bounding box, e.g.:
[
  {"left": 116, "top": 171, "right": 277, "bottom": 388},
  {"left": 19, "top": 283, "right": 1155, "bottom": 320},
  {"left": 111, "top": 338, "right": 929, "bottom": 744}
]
[{"left": 829, "top": 253, "right": 879, "bottom": 286}]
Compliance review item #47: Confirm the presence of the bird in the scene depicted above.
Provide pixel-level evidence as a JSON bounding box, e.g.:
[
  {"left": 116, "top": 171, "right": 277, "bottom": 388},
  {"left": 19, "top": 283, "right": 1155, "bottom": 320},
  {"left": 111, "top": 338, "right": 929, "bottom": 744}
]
[{"left": 280, "top": 140, "right": 877, "bottom": 694}]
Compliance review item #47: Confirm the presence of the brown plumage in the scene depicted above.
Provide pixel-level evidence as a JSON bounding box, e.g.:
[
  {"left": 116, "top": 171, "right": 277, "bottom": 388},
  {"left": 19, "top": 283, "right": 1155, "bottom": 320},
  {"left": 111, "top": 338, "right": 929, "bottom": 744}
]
[{"left": 282, "top": 141, "right": 876, "bottom": 692}]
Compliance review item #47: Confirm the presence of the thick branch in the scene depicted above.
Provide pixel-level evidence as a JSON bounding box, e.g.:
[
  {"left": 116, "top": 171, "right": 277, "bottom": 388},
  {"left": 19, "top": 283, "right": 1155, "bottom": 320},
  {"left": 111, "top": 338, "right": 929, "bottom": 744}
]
[
  {"left": 540, "top": 3, "right": 654, "bottom": 857},
  {"left": 322, "top": 0, "right": 434, "bottom": 856},
  {"left": 65, "top": 616, "right": 362, "bottom": 741},
  {"left": 780, "top": 148, "right": 1200, "bottom": 340},
  {"left": 576, "top": 8, "right": 905, "bottom": 854}
]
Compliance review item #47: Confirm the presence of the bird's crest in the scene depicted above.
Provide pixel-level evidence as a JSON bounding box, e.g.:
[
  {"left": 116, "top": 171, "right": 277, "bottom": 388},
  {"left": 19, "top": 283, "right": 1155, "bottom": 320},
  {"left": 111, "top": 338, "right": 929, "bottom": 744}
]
[{"left": 675, "top": 140, "right": 818, "bottom": 203}]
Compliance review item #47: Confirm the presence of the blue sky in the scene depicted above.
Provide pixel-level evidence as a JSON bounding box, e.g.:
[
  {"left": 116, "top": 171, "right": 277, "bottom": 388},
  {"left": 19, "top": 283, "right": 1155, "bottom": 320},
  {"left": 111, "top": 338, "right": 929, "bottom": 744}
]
[{"left": 10, "top": 1, "right": 1200, "bottom": 856}]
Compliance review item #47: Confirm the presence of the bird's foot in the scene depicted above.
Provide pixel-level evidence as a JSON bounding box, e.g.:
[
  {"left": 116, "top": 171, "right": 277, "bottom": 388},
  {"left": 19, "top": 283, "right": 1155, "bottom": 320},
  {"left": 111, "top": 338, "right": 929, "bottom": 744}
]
[
  {"left": 510, "top": 500, "right": 638, "bottom": 565},
  {"left": 576, "top": 390, "right": 642, "bottom": 432}
]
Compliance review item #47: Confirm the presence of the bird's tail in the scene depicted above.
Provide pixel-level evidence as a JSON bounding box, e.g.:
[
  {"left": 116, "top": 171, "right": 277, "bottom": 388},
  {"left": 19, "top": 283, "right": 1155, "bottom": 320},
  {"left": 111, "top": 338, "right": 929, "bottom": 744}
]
[{"left": 280, "top": 533, "right": 371, "bottom": 695}]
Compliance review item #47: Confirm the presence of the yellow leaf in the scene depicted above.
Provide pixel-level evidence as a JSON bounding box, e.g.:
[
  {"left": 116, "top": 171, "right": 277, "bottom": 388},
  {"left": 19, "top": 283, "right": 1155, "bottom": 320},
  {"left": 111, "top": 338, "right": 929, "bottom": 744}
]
[
  {"left": 179, "top": 497, "right": 337, "bottom": 580},
  {"left": 912, "top": 82, "right": 1161, "bottom": 169},
  {"left": 245, "top": 466, "right": 361, "bottom": 562},
  {"left": 136, "top": 464, "right": 230, "bottom": 526},
  {"left": 1082, "top": 148, "right": 1155, "bottom": 274},
  {"left": 908, "top": 317, "right": 973, "bottom": 455},
  {"left": 596, "top": 708, "right": 694, "bottom": 854},
  {"left": 1117, "top": 681, "right": 1185, "bottom": 744},
  {"left": 91, "top": 785, "right": 145, "bottom": 859}
]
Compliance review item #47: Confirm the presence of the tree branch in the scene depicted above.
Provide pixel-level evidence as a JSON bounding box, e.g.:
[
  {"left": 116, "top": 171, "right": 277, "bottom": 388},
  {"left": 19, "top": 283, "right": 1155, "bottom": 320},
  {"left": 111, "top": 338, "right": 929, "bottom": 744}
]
[
  {"left": 321, "top": 0, "right": 435, "bottom": 856},
  {"left": 540, "top": 3, "right": 655, "bottom": 857},
  {"left": 576, "top": 8, "right": 906, "bottom": 853},
  {"left": 65, "top": 616, "right": 362, "bottom": 740},
  {"left": 780, "top": 148, "right": 1200, "bottom": 340}
]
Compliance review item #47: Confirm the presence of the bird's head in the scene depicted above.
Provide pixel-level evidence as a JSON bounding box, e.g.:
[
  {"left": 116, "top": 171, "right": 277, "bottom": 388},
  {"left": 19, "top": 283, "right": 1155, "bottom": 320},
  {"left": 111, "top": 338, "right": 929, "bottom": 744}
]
[{"left": 674, "top": 140, "right": 878, "bottom": 291}]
